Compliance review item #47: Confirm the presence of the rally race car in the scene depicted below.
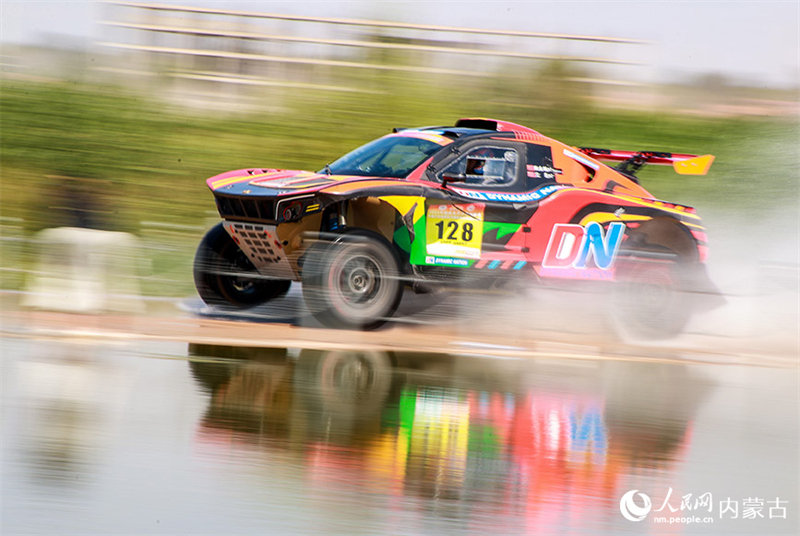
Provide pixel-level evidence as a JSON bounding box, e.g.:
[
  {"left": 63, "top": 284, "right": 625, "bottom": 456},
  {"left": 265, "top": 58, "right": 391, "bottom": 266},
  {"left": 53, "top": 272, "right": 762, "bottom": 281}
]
[{"left": 193, "top": 118, "right": 716, "bottom": 335}]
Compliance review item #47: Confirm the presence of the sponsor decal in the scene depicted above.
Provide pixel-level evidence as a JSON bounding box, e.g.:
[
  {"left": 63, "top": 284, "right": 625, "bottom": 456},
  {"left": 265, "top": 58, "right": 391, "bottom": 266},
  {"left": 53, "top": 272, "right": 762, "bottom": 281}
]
[
  {"left": 526, "top": 164, "right": 562, "bottom": 180},
  {"left": 451, "top": 184, "right": 567, "bottom": 203},
  {"left": 426, "top": 203, "right": 485, "bottom": 259},
  {"left": 542, "top": 221, "right": 626, "bottom": 271},
  {"left": 424, "top": 256, "right": 471, "bottom": 267}
]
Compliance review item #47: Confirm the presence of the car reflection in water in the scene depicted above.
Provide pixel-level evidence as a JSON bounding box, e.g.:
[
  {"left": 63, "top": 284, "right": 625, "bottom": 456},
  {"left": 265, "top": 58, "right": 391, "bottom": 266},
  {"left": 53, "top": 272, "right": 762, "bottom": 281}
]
[{"left": 188, "top": 344, "right": 711, "bottom": 532}]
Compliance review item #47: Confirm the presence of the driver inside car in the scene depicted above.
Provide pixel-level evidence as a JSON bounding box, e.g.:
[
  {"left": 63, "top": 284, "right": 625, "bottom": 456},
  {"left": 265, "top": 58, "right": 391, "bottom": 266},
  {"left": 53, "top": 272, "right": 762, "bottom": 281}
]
[{"left": 466, "top": 158, "right": 485, "bottom": 177}]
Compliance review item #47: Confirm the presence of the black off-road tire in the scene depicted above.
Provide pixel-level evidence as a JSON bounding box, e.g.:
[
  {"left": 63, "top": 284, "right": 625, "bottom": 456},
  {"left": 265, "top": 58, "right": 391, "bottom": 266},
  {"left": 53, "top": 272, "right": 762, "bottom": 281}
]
[
  {"left": 193, "top": 223, "right": 291, "bottom": 308},
  {"left": 611, "top": 259, "right": 693, "bottom": 340},
  {"left": 301, "top": 231, "right": 403, "bottom": 330}
]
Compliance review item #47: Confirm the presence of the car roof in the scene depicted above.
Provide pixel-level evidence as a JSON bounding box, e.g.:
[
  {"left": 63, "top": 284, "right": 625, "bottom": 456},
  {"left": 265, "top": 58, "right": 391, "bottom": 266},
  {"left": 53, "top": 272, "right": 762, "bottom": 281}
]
[
  {"left": 392, "top": 126, "right": 501, "bottom": 142},
  {"left": 422, "top": 126, "right": 495, "bottom": 137},
  {"left": 396, "top": 118, "right": 543, "bottom": 141}
]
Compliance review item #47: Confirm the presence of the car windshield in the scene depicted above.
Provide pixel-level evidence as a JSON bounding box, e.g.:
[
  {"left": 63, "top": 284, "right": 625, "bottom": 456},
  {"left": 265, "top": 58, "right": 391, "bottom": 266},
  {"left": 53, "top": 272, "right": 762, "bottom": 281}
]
[{"left": 323, "top": 135, "right": 442, "bottom": 178}]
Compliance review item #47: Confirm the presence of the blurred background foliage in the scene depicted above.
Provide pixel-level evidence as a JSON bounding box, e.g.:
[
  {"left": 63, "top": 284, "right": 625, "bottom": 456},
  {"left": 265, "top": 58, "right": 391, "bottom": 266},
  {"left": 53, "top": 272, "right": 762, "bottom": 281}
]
[
  {"left": 3, "top": 69, "right": 796, "bottom": 229},
  {"left": 1, "top": 56, "right": 797, "bottom": 296}
]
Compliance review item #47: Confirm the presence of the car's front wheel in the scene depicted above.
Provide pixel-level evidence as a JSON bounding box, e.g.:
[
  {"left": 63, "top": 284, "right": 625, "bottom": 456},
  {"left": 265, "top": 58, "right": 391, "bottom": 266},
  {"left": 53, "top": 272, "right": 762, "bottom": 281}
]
[
  {"left": 193, "top": 223, "right": 291, "bottom": 308},
  {"left": 301, "top": 231, "right": 403, "bottom": 330}
]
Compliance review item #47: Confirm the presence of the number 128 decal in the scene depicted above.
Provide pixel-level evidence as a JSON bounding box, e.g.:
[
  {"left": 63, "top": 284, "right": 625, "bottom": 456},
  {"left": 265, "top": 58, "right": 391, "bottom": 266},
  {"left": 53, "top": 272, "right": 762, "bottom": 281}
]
[
  {"left": 425, "top": 203, "right": 485, "bottom": 259},
  {"left": 434, "top": 220, "right": 476, "bottom": 242}
]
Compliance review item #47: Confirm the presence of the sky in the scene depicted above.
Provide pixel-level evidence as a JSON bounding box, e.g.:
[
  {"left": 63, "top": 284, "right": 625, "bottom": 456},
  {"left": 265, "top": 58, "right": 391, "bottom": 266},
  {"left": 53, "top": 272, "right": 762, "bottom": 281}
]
[{"left": 1, "top": 0, "right": 798, "bottom": 88}]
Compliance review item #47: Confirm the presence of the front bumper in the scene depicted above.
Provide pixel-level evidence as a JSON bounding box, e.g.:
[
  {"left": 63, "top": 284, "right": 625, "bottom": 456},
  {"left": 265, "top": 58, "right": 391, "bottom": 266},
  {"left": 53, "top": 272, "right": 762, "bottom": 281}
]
[{"left": 222, "top": 221, "right": 298, "bottom": 280}]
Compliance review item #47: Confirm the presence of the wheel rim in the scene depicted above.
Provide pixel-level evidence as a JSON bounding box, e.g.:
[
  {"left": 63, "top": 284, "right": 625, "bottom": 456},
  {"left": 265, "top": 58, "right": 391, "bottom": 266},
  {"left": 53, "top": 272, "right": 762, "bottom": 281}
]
[
  {"left": 322, "top": 243, "right": 398, "bottom": 322},
  {"left": 335, "top": 253, "right": 384, "bottom": 306}
]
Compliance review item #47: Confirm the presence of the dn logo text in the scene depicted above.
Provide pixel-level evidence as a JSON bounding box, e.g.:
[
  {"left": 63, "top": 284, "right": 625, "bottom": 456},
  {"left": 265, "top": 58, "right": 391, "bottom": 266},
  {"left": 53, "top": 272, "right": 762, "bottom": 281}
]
[{"left": 543, "top": 221, "right": 626, "bottom": 270}]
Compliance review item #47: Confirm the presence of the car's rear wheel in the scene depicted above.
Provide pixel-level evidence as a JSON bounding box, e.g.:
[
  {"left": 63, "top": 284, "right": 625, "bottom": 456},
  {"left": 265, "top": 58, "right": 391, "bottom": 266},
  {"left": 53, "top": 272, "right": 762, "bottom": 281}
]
[
  {"left": 193, "top": 223, "right": 291, "bottom": 308},
  {"left": 611, "top": 258, "right": 693, "bottom": 339},
  {"left": 302, "top": 231, "right": 403, "bottom": 330}
]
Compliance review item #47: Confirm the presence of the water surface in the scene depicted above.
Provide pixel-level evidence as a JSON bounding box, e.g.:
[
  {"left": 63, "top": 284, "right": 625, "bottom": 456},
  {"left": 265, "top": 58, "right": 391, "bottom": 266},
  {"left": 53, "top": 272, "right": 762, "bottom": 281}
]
[{"left": 2, "top": 338, "right": 797, "bottom": 535}]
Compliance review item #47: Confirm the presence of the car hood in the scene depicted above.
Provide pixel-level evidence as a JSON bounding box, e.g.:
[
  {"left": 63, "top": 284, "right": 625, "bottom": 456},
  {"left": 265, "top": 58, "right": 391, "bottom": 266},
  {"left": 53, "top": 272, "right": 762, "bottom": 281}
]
[{"left": 207, "top": 168, "right": 390, "bottom": 195}]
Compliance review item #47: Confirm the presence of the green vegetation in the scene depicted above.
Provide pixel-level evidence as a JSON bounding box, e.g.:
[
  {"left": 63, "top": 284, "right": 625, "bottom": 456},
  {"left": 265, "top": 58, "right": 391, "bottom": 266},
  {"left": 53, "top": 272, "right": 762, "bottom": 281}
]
[{"left": 1, "top": 75, "right": 797, "bottom": 296}]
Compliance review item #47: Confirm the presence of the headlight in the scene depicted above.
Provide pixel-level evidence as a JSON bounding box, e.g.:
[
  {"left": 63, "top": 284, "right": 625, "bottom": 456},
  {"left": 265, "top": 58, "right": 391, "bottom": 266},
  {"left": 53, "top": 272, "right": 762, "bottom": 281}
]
[{"left": 277, "top": 196, "right": 321, "bottom": 222}]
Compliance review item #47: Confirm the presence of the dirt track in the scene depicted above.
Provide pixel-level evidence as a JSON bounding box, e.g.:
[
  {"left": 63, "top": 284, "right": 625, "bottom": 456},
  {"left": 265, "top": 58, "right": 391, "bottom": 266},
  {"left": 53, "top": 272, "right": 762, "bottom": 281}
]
[{"left": 2, "top": 289, "right": 796, "bottom": 369}]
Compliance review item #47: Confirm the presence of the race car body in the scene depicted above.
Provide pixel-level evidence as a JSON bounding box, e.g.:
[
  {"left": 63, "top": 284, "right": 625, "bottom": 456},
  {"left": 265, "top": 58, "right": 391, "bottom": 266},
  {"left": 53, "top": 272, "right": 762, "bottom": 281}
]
[{"left": 194, "top": 118, "right": 716, "bottom": 334}]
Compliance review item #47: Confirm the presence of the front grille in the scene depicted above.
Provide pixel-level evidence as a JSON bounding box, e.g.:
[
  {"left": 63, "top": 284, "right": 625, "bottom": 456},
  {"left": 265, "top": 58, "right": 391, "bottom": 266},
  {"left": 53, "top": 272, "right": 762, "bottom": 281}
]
[{"left": 215, "top": 195, "right": 275, "bottom": 222}]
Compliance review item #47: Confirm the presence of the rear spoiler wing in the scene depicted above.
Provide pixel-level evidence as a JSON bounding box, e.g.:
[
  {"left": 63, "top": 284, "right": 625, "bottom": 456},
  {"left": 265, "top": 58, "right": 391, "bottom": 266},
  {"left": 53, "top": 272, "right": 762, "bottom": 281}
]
[{"left": 578, "top": 147, "right": 714, "bottom": 177}]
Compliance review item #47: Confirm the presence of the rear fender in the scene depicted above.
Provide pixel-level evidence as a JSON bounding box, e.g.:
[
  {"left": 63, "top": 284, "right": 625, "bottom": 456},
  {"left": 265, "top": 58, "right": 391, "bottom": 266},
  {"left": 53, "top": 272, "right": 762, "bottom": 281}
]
[
  {"left": 617, "top": 217, "right": 722, "bottom": 309},
  {"left": 623, "top": 217, "right": 700, "bottom": 262}
]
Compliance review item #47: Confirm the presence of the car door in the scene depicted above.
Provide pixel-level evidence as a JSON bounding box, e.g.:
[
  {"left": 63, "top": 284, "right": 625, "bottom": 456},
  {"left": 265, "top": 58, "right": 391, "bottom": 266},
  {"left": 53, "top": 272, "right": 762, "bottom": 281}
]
[{"left": 424, "top": 140, "right": 534, "bottom": 266}]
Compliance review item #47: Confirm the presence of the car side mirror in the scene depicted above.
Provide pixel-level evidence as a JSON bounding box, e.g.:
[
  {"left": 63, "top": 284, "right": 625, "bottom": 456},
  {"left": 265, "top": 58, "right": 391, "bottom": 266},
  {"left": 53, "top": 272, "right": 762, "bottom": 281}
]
[{"left": 441, "top": 172, "right": 466, "bottom": 187}]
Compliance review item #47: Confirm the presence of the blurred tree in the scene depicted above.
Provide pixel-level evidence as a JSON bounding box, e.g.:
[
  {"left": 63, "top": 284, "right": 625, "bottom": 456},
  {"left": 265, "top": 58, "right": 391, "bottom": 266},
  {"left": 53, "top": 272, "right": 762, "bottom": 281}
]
[
  {"left": 481, "top": 58, "right": 595, "bottom": 137},
  {"left": 531, "top": 59, "right": 594, "bottom": 125}
]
